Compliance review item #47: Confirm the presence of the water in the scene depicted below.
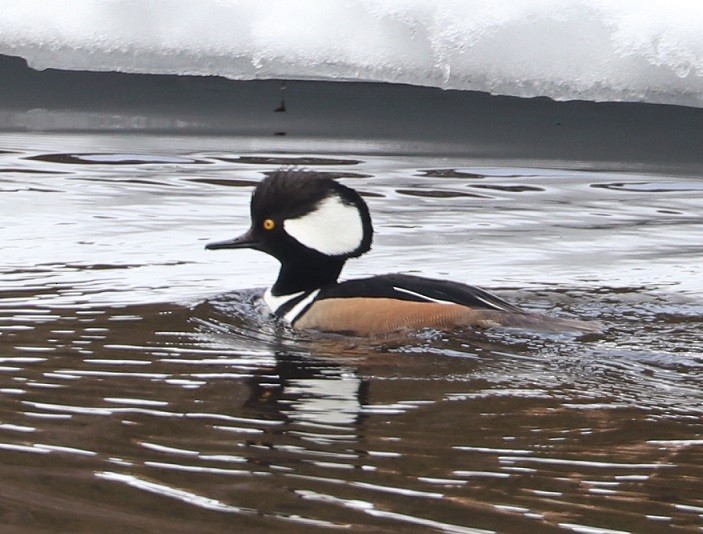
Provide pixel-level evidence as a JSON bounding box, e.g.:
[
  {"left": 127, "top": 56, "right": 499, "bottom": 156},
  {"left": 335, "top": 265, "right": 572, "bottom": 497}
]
[{"left": 1, "top": 132, "right": 702, "bottom": 532}]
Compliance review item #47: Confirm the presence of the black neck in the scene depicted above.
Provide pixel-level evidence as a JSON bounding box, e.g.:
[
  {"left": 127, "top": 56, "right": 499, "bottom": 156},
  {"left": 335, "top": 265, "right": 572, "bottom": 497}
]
[{"left": 272, "top": 256, "right": 346, "bottom": 295}]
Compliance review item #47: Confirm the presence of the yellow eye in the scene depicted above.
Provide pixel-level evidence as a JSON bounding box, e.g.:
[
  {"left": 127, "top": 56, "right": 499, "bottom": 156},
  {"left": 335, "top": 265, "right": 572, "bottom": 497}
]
[{"left": 263, "top": 219, "right": 275, "bottom": 231}]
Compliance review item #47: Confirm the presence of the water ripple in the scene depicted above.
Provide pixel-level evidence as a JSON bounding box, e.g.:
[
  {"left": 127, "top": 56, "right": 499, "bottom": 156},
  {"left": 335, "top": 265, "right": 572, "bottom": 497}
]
[{"left": 2, "top": 143, "right": 703, "bottom": 532}]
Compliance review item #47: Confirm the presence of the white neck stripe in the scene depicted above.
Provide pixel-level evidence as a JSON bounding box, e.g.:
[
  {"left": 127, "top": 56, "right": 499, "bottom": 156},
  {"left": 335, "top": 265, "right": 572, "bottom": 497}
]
[
  {"left": 284, "top": 289, "right": 320, "bottom": 324},
  {"left": 262, "top": 287, "right": 321, "bottom": 324},
  {"left": 263, "top": 287, "right": 304, "bottom": 315}
]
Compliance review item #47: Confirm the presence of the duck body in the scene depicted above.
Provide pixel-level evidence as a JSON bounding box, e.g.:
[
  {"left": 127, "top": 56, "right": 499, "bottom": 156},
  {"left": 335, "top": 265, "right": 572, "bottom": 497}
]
[{"left": 206, "top": 169, "right": 599, "bottom": 336}]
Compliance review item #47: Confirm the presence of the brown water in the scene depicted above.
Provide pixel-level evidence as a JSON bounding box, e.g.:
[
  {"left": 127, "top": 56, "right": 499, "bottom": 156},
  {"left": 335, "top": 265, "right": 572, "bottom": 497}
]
[{"left": 1, "top": 133, "right": 702, "bottom": 532}]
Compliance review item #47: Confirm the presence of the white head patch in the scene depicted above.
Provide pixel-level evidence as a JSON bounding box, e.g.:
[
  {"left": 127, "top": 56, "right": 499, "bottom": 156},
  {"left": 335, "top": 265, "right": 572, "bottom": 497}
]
[{"left": 283, "top": 195, "right": 364, "bottom": 256}]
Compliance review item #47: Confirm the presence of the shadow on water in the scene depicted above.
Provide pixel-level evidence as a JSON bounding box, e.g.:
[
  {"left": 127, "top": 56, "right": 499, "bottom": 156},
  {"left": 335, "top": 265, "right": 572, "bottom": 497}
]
[{"left": 1, "top": 138, "right": 702, "bottom": 531}]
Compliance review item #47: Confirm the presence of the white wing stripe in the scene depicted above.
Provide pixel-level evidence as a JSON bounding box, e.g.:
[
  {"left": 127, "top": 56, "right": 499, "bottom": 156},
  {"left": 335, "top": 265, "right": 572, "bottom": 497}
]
[
  {"left": 392, "top": 285, "right": 507, "bottom": 311},
  {"left": 392, "top": 286, "right": 455, "bottom": 305}
]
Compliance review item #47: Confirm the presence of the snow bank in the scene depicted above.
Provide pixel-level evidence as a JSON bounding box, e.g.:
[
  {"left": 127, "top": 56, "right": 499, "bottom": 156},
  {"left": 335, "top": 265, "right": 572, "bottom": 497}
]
[{"left": 1, "top": 0, "right": 702, "bottom": 107}]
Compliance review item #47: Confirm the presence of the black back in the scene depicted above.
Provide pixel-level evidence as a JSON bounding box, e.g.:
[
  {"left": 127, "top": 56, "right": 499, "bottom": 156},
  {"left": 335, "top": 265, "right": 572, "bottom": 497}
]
[{"left": 316, "top": 274, "right": 523, "bottom": 313}]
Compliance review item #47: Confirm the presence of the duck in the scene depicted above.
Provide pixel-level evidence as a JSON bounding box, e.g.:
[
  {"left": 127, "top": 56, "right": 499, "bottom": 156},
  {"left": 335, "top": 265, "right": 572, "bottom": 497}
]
[{"left": 206, "top": 169, "right": 599, "bottom": 336}]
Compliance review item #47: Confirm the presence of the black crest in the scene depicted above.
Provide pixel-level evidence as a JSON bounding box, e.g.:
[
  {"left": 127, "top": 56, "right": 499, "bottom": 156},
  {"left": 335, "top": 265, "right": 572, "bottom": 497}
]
[{"left": 252, "top": 169, "right": 373, "bottom": 258}]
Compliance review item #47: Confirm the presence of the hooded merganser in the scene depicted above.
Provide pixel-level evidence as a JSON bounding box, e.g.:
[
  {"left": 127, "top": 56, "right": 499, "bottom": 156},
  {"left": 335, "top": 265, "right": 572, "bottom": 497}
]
[{"left": 206, "top": 169, "right": 599, "bottom": 336}]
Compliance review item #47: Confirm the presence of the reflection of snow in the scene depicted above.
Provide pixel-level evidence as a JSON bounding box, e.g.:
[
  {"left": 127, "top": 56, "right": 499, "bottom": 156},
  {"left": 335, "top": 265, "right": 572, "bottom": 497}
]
[
  {"left": 1, "top": 1, "right": 702, "bottom": 107},
  {"left": 285, "top": 377, "right": 361, "bottom": 426},
  {"left": 76, "top": 154, "right": 193, "bottom": 164}
]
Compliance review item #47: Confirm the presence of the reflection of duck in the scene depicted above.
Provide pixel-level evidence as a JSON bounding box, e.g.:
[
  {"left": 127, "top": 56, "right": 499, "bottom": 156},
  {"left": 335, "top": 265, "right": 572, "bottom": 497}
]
[
  {"left": 207, "top": 169, "right": 599, "bottom": 336},
  {"left": 243, "top": 355, "right": 367, "bottom": 430}
]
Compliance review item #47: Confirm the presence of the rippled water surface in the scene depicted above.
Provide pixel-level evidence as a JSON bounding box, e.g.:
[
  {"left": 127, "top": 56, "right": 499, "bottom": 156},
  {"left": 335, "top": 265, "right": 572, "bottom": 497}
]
[{"left": 1, "top": 133, "right": 702, "bottom": 532}]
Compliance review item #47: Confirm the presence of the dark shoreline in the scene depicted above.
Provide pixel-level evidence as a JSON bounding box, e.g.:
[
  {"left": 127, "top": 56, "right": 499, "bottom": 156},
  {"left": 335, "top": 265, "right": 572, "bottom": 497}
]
[{"left": 1, "top": 53, "right": 702, "bottom": 173}]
